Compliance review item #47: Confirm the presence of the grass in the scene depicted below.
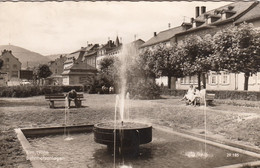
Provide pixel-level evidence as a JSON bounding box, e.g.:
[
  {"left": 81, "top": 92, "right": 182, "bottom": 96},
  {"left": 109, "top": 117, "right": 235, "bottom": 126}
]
[{"left": 0, "top": 94, "right": 260, "bottom": 167}]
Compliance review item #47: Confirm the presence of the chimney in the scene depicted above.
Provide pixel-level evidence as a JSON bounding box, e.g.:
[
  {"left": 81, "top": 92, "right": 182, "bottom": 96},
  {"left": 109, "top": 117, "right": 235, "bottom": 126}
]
[
  {"left": 191, "top": 18, "right": 195, "bottom": 28},
  {"left": 154, "top": 32, "right": 157, "bottom": 37},
  {"left": 201, "top": 6, "right": 206, "bottom": 14},
  {"left": 168, "top": 23, "right": 171, "bottom": 29},
  {"left": 196, "top": 6, "right": 200, "bottom": 18}
]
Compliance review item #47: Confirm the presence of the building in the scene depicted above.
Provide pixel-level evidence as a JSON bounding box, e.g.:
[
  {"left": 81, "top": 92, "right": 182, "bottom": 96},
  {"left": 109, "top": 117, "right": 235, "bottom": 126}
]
[
  {"left": 48, "top": 55, "right": 67, "bottom": 85},
  {"left": 141, "top": 1, "right": 260, "bottom": 91},
  {"left": 140, "top": 26, "right": 183, "bottom": 51},
  {"left": 83, "top": 44, "right": 100, "bottom": 68},
  {"left": 62, "top": 61, "right": 97, "bottom": 86},
  {"left": 0, "top": 50, "right": 21, "bottom": 86},
  {"left": 96, "top": 37, "right": 122, "bottom": 69},
  {"left": 61, "top": 46, "right": 99, "bottom": 86},
  {"left": 174, "top": 1, "right": 260, "bottom": 91}
]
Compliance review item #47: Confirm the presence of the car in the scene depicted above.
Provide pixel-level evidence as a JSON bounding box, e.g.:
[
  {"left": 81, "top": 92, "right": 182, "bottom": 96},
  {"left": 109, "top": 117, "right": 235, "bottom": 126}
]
[{"left": 20, "top": 80, "right": 31, "bottom": 85}]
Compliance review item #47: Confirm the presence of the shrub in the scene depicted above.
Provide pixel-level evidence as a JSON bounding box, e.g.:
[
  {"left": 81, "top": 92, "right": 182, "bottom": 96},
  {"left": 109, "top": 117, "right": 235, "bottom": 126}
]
[
  {"left": 61, "top": 85, "right": 84, "bottom": 92},
  {"left": 128, "top": 81, "right": 161, "bottom": 99},
  {"left": 0, "top": 85, "right": 71, "bottom": 97}
]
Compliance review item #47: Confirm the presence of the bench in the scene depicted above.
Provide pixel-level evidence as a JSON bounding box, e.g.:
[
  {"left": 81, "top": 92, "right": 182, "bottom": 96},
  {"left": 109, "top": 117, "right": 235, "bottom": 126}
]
[
  {"left": 205, "top": 93, "right": 215, "bottom": 106},
  {"left": 193, "top": 93, "right": 215, "bottom": 106},
  {"left": 45, "top": 93, "right": 85, "bottom": 108}
]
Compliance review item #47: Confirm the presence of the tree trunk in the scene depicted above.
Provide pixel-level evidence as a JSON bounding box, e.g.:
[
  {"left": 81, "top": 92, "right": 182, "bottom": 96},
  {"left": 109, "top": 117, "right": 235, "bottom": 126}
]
[
  {"left": 202, "top": 73, "right": 206, "bottom": 88},
  {"left": 197, "top": 73, "right": 201, "bottom": 90},
  {"left": 244, "top": 72, "right": 249, "bottom": 91},
  {"left": 168, "top": 75, "right": 171, "bottom": 89}
]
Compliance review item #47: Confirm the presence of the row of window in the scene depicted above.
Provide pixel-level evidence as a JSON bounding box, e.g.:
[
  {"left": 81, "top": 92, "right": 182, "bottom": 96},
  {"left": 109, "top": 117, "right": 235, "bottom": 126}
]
[
  {"left": 209, "top": 72, "right": 230, "bottom": 85},
  {"left": 180, "top": 72, "right": 230, "bottom": 85},
  {"left": 3, "top": 64, "right": 18, "bottom": 69},
  {"left": 180, "top": 75, "right": 198, "bottom": 84},
  {"left": 180, "top": 72, "right": 260, "bottom": 85},
  {"left": 86, "top": 58, "right": 96, "bottom": 67}
]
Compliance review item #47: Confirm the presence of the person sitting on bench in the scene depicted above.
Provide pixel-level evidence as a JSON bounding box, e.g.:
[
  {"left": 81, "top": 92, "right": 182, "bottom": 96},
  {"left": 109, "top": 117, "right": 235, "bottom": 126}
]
[
  {"left": 192, "top": 87, "right": 201, "bottom": 106},
  {"left": 181, "top": 85, "right": 195, "bottom": 104},
  {"left": 67, "top": 89, "right": 78, "bottom": 109}
]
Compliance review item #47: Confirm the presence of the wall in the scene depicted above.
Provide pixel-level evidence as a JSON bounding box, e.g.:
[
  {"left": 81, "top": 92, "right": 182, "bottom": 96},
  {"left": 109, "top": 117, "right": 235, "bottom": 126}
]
[
  {"left": 0, "top": 51, "right": 21, "bottom": 84},
  {"left": 176, "top": 72, "right": 260, "bottom": 91},
  {"left": 49, "top": 56, "right": 66, "bottom": 76}
]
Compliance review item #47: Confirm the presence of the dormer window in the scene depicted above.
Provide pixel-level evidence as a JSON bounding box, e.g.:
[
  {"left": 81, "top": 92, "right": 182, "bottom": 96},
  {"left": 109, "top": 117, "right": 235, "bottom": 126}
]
[
  {"left": 214, "top": 9, "right": 221, "bottom": 15},
  {"left": 225, "top": 10, "right": 236, "bottom": 19},
  {"left": 221, "top": 8, "right": 236, "bottom": 20},
  {"left": 181, "top": 22, "right": 192, "bottom": 30},
  {"left": 195, "top": 19, "right": 205, "bottom": 27},
  {"left": 228, "top": 5, "right": 234, "bottom": 10},
  {"left": 208, "top": 14, "right": 221, "bottom": 24}
]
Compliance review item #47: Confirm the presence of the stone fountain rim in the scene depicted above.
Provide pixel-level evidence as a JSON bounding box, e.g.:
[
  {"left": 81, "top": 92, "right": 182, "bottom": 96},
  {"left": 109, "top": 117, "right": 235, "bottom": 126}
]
[{"left": 94, "top": 121, "right": 152, "bottom": 130}]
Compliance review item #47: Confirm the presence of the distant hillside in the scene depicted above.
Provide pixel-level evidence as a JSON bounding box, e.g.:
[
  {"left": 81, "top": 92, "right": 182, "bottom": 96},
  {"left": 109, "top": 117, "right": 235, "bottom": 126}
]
[
  {"left": 0, "top": 45, "right": 51, "bottom": 69},
  {"left": 46, "top": 54, "right": 68, "bottom": 61}
]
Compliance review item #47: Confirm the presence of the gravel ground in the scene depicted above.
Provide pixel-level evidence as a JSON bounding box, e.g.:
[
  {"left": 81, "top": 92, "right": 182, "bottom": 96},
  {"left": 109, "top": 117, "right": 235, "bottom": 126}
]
[{"left": 0, "top": 94, "right": 260, "bottom": 167}]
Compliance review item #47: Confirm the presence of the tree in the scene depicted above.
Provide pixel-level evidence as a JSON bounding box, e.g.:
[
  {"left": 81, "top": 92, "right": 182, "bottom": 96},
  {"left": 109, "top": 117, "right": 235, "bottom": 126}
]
[
  {"left": 212, "top": 23, "right": 260, "bottom": 90},
  {"left": 0, "top": 59, "right": 3, "bottom": 70},
  {"left": 134, "top": 48, "right": 157, "bottom": 81},
  {"left": 36, "top": 64, "right": 52, "bottom": 85},
  {"left": 177, "top": 35, "right": 214, "bottom": 89},
  {"left": 98, "top": 57, "right": 120, "bottom": 89},
  {"left": 151, "top": 45, "right": 185, "bottom": 88}
]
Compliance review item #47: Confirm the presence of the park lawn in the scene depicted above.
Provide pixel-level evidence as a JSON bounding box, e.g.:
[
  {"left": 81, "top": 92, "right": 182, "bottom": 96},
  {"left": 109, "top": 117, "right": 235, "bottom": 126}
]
[{"left": 0, "top": 94, "right": 260, "bottom": 167}]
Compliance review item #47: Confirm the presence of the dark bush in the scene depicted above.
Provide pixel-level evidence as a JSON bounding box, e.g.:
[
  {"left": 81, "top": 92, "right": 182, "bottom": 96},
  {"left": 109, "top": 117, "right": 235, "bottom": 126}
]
[
  {"left": 0, "top": 85, "right": 80, "bottom": 97},
  {"left": 61, "top": 85, "right": 84, "bottom": 92},
  {"left": 128, "top": 81, "right": 161, "bottom": 99}
]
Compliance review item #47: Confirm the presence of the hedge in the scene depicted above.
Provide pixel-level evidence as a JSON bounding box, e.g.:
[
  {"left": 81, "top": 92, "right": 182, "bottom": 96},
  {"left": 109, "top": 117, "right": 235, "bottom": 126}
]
[
  {"left": 0, "top": 85, "right": 84, "bottom": 98},
  {"left": 162, "top": 89, "right": 260, "bottom": 101}
]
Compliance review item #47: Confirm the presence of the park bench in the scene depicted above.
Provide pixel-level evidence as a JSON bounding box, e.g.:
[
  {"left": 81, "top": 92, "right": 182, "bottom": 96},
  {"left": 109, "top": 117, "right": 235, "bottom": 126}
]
[
  {"left": 205, "top": 93, "right": 215, "bottom": 106},
  {"left": 193, "top": 93, "right": 215, "bottom": 106},
  {"left": 45, "top": 93, "right": 85, "bottom": 108}
]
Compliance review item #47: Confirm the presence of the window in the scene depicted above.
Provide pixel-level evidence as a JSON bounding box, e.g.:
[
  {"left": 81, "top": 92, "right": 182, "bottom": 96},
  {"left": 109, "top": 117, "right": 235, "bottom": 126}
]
[
  {"left": 6, "top": 58, "right": 9, "bottom": 62},
  {"left": 13, "top": 64, "right": 17, "bottom": 69},
  {"left": 6, "top": 65, "right": 9, "bottom": 69},
  {"left": 221, "top": 72, "right": 230, "bottom": 84},
  {"left": 180, "top": 78, "right": 185, "bottom": 84},
  {"left": 209, "top": 72, "right": 218, "bottom": 84},
  {"left": 11, "top": 71, "right": 18, "bottom": 77}
]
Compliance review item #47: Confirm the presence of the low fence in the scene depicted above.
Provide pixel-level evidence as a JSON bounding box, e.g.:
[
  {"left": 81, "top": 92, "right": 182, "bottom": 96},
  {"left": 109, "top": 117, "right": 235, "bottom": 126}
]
[{"left": 162, "top": 89, "right": 260, "bottom": 101}]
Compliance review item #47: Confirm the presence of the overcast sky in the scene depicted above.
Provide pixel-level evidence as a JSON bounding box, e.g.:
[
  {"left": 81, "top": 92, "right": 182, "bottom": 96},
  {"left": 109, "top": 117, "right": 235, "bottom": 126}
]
[{"left": 0, "top": 1, "right": 231, "bottom": 55}]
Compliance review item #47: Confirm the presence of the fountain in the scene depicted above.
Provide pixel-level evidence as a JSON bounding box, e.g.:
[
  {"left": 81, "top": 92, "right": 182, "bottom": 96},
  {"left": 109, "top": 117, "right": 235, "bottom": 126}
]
[
  {"left": 93, "top": 93, "right": 152, "bottom": 156},
  {"left": 93, "top": 45, "right": 152, "bottom": 156}
]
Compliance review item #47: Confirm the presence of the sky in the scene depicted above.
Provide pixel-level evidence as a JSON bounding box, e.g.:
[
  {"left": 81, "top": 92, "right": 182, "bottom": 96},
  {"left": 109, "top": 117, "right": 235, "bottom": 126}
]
[{"left": 0, "top": 1, "right": 232, "bottom": 55}]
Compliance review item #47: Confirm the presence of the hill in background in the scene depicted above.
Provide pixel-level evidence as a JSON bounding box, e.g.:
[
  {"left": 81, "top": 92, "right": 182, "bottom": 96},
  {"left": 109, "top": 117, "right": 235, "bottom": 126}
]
[
  {"left": 0, "top": 45, "right": 51, "bottom": 69},
  {"left": 46, "top": 53, "right": 68, "bottom": 61}
]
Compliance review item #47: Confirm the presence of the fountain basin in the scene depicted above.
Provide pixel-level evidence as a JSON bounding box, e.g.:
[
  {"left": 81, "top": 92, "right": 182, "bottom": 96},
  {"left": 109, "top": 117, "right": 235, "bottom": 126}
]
[{"left": 93, "top": 122, "right": 152, "bottom": 153}]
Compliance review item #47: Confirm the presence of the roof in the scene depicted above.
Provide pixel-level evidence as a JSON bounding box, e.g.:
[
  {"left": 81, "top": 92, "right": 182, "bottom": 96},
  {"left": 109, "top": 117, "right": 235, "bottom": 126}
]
[
  {"left": 84, "top": 50, "right": 98, "bottom": 57},
  {"left": 106, "top": 45, "right": 122, "bottom": 54},
  {"left": 129, "top": 39, "right": 145, "bottom": 46},
  {"left": 141, "top": 26, "right": 183, "bottom": 48},
  {"left": 66, "top": 52, "right": 81, "bottom": 60},
  {"left": 235, "top": 2, "right": 260, "bottom": 24},
  {"left": 62, "top": 61, "right": 97, "bottom": 75},
  {"left": 175, "top": 1, "right": 258, "bottom": 36},
  {"left": 0, "top": 50, "right": 21, "bottom": 64},
  {"left": 64, "top": 61, "right": 96, "bottom": 70},
  {"left": 196, "top": 1, "right": 256, "bottom": 26}
]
